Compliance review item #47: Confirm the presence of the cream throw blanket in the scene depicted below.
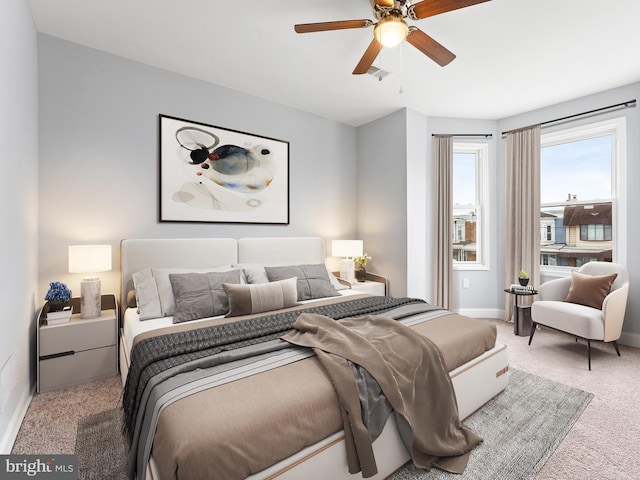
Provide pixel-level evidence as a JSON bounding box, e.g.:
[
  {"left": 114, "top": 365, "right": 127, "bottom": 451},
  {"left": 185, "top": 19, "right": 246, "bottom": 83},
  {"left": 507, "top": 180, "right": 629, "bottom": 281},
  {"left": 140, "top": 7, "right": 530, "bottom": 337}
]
[{"left": 282, "top": 313, "right": 482, "bottom": 477}]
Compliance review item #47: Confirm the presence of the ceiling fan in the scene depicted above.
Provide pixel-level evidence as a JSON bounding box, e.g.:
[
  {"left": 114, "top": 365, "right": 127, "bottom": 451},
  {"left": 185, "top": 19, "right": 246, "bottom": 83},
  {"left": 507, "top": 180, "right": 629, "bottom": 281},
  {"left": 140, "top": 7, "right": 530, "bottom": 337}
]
[{"left": 294, "top": 0, "right": 491, "bottom": 74}]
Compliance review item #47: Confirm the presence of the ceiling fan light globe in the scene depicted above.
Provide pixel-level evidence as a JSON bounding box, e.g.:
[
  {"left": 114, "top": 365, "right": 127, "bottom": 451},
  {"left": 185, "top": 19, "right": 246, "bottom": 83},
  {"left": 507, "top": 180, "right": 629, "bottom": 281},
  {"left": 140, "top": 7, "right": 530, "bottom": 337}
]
[{"left": 374, "top": 16, "right": 408, "bottom": 48}]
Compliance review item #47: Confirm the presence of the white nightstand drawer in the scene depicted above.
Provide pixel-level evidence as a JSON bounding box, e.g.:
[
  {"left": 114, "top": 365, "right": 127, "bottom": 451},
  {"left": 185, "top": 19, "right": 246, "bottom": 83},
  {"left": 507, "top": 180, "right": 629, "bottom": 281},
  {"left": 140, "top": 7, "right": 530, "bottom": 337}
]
[
  {"left": 351, "top": 280, "right": 386, "bottom": 295},
  {"left": 39, "top": 345, "right": 117, "bottom": 392},
  {"left": 40, "top": 312, "right": 116, "bottom": 357}
]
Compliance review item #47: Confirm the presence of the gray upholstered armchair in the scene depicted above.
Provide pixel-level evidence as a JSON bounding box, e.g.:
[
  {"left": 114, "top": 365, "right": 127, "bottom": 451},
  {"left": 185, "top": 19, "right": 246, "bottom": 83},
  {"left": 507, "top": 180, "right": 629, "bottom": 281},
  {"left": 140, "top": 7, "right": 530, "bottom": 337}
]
[{"left": 529, "top": 262, "right": 629, "bottom": 370}]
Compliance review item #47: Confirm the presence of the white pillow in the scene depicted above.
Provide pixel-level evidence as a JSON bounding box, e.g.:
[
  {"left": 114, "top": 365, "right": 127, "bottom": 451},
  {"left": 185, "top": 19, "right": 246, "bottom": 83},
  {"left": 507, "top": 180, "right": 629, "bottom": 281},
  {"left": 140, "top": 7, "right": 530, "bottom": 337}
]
[
  {"left": 132, "top": 269, "right": 162, "bottom": 320},
  {"left": 326, "top": 267, "right": 348, "bottom": 291}
]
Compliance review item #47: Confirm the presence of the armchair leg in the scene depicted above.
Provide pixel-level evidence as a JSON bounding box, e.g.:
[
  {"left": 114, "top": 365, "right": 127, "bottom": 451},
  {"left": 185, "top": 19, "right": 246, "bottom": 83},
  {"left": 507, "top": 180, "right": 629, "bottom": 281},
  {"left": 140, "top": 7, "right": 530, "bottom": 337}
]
[
  {"left": 613, "top": 341, "right": 621, "bottom": 357},
  {"left": 587, "top": 340, "right": 591, "bottom": 371},
  {"left": 528, "top": 322, "right": 537, "bottom": 345}
]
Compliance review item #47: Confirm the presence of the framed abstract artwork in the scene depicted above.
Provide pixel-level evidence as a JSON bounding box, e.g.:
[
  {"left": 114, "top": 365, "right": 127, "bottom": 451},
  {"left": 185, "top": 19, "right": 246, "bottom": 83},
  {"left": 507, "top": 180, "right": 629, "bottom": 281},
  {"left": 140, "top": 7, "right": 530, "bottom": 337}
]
[{"left": 159, "top": 114, "right": 290, "bottom": 224}]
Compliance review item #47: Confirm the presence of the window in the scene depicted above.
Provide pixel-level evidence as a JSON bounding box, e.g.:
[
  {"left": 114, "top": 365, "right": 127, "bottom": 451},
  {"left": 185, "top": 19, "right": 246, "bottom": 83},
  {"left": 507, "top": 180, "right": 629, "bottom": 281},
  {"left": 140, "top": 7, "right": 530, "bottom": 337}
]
[
  {"left": 580, "top": 224, "right": 612, "bottom": 241},
  {"left": 452, "top": 143, "right": 489, "bottom": 269},
  {"left": 539, "top": 117, "right": 626, "bottom": 271}
]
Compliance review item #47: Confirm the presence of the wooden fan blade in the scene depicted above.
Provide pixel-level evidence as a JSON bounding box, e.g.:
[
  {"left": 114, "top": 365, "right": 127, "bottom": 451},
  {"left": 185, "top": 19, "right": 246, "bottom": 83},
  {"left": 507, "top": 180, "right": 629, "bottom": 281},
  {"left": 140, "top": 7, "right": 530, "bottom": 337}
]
[
  {"left": 410, "top": 0, "right": 491, "bottom": 20},
  {"left": 353, "top": 39, "right": 383, "bottom": 75},
  {"left": 294, "top": 19, "right": 372, "bottom": 33},
  {"left": 405, "top": 28, "right": 456, "bottom": 66}
]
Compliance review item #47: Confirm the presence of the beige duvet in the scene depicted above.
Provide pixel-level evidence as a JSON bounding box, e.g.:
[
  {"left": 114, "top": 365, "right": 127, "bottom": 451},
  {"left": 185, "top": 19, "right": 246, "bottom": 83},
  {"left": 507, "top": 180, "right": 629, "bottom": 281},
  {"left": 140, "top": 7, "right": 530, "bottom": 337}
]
[{"left": 141, "top": 309, "right": 496, "bottom": 480}]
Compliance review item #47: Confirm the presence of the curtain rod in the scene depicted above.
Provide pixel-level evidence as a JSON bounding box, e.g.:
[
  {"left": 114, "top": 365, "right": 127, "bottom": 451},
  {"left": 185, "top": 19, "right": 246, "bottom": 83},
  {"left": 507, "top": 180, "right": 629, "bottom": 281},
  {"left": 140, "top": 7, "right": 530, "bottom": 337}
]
[
  {"left": 431, "top": 133, "right": 492, "bottom": 138},
  {"left": 501, "top": 99, "right": 636, "bottom": 135}
]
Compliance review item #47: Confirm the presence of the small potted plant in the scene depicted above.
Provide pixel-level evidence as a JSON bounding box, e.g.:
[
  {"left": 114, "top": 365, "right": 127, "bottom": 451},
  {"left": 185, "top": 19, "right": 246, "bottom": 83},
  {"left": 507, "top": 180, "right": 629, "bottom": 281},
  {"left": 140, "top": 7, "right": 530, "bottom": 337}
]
[
  {"left": 45, "top": 281, "right": 72, "bottom": 311},
  {"left": 354, "top": 253, "right": 372, "bottom": 282},
  {"left": 518, "top": 269, "right": 529, "bottom": 287}
]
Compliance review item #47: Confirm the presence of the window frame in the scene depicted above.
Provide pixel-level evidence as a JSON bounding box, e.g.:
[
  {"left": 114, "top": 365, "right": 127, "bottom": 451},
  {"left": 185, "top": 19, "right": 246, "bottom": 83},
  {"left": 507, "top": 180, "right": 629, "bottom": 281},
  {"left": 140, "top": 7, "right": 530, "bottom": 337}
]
[
  {"left": 539, "top": 116, "right": 627, "bottom": 277},
  {"left": 452, "top": 142, "right": 490, "bottom": 271}
]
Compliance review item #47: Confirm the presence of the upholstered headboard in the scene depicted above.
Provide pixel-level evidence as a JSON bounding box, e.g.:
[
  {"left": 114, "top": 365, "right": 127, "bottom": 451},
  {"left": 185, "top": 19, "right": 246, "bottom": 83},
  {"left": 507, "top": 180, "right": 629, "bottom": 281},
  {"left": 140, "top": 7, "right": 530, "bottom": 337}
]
[{"left": 120, "top": 237, "right": 329, "bottom": 314}]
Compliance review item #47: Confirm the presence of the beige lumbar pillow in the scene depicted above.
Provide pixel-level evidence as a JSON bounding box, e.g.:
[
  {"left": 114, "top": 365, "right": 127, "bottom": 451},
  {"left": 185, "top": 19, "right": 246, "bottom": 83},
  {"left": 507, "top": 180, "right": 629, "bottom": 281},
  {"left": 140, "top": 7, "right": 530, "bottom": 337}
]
[
  {"left": 223, "top": 277, "right": 299, "bottom": 317},
  {"left": 564, "top": 271, "right": 617, "bottom": 310}
]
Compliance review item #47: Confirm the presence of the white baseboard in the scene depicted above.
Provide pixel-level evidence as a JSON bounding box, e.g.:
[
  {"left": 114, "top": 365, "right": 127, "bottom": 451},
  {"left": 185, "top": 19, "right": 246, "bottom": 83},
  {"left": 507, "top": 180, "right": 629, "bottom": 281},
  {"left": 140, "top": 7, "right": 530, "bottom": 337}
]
[
  {"left": 456, "top": 308, "right": 640, "bottom": 349},
  {"left": 619, "top": 330, "right": 640, "bottom": 348},
  {"left": 0, "top": 387, "right": 33, "bottom": 454}
]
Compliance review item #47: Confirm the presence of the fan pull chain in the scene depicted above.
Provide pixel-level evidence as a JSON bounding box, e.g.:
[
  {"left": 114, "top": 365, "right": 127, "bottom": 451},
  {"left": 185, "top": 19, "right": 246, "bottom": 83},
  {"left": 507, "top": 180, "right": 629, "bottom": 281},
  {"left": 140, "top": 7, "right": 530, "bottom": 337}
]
[{"left": 398, "top": 45, "right": 404, "bottom": 94}]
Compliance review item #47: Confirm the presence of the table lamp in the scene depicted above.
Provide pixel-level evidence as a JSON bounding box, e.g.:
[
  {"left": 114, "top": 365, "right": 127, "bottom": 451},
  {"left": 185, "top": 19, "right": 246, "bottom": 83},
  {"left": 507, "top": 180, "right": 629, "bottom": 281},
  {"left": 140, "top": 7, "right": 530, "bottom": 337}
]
[
  {"left": 332, "top": 240, "right": 363, "bottom": 285},
  {"left": 68, "top": 245, "right": 112, "bottom": 319}
]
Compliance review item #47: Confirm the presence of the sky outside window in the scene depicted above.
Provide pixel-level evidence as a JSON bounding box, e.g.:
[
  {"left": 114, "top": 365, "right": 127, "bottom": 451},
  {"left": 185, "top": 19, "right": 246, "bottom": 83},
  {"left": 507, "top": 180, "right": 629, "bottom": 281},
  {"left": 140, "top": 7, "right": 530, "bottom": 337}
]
[
  {"left": 541, "top": 135, "right": 611, "bottom": 204},
  {"left": 453, "top": 152, "right": 476, "bottom": 205},
  {"left": 453, "top": 135, "right": 611, "bottom": 205}
]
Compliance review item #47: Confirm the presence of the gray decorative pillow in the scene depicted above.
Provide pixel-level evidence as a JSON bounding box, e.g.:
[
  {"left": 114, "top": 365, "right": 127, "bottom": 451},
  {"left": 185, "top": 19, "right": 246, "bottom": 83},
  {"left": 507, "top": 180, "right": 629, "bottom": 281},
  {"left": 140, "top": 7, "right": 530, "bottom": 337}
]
[
  {"left": 237, "top": 263, "right": 270, "bottom": 284},
  {"left": 223, "top": 277, "right": 299, "bottom": 317},
  {"left": 265, "top": 264, "right": 340, "bottom": 301},
  {"left": 152, "top": 266, "right": 235, "bottom": 316},
  {"left": 169, "top": 270, "right": 241, "bottom": 323},
  {"left": 235, "top": 262, "right": 347, "bottom": 291}
]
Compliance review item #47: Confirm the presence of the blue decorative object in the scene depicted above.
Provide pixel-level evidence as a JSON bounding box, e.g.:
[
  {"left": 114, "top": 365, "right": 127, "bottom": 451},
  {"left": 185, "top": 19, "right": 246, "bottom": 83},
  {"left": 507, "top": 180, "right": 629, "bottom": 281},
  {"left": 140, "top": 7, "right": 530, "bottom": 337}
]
[{"left": 45, "top": 281, "right": 72, "bottom": 311}]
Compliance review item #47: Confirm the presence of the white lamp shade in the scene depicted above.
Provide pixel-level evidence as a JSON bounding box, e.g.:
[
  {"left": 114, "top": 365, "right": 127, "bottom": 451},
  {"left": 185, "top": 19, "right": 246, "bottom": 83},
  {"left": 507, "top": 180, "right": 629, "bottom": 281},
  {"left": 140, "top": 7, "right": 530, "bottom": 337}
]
[
  {"left": 332, "top": 240, "right": 363, "bottom": 259},
  {"left": 68, "top": 245, "right": 112, "bottom": 274}
]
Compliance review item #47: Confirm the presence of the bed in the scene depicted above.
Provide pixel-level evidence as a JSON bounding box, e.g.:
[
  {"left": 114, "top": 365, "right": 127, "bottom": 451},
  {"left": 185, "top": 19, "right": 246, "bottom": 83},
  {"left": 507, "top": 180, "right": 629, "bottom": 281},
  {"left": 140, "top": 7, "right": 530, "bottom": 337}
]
[{"left": 119, "top": 237, "right": 509, "bottom": 480}]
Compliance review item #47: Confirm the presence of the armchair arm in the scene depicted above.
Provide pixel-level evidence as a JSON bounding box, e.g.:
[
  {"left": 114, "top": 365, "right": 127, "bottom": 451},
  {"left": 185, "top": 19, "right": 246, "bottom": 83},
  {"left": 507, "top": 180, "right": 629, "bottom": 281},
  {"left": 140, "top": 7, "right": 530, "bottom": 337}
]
[
  {"left": 537, "top": 276, "right": 572, "bottom": 301},
  {"left": 602, "top": 284, "right": 629, "bottom": 342}
]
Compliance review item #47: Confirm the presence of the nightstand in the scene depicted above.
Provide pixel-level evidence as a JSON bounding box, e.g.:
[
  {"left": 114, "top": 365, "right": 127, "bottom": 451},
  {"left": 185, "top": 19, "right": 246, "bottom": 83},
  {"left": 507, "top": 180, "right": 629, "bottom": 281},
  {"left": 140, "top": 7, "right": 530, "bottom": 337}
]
[
  {"left": 37, "top": 294, "right": 118, "bottom": 393},
  {"left": 351, "top": 272, "right": 387, "bottom": 295}
]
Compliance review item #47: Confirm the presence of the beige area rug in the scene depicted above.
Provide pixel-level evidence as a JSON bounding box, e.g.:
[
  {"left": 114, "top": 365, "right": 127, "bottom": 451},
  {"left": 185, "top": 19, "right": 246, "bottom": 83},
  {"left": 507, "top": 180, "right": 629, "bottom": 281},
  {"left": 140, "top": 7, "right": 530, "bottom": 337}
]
[{"left": 74, "top": 369, "right": 591, "bottom": 480}]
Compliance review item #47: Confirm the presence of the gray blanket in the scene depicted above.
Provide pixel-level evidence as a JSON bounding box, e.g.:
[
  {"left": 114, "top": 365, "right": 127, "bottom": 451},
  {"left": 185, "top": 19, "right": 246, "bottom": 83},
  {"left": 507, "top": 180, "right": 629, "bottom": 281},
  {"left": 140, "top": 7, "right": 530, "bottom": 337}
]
[{"left": 282, "top": 313, "right": 483, "bottom": 477}]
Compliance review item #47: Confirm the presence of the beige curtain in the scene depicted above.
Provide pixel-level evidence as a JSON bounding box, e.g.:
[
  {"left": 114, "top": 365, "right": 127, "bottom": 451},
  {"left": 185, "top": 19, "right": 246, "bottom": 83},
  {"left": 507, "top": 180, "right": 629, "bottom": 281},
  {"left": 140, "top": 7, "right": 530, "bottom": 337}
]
[
  {"left": 434, "top": 135, "right": 453, "bottom": 309},
  {"left": 505, "top": 125, "right": 541, "bottom": 320}
]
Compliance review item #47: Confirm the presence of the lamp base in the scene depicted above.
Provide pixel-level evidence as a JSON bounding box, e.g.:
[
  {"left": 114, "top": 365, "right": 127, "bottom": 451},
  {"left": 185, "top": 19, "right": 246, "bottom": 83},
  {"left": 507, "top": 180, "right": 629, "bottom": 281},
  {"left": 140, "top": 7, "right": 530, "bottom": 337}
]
[
  {"left": 80, "top": 277, "right": 101, "bottom": 319},
  {"left": 339, "top": 259, "right": 355, "bottom": 285}
]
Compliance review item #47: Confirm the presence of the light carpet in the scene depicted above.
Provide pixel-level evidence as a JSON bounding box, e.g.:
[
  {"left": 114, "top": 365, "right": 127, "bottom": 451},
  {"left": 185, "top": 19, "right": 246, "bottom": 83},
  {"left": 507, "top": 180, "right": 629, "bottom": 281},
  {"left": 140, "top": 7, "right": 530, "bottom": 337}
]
[
  {"left": 389, "top": 368, "right": 593, "bottom": 479},
  {"left": 74, "top": 368, "right": 592, "bottom": 480}
]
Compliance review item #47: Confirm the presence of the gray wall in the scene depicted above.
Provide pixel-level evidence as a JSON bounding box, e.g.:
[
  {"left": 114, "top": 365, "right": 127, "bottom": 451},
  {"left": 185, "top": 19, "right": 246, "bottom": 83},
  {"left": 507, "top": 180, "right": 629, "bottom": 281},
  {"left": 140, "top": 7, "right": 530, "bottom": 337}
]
[
  {"left": 356, "top": 109, "right": 409, "bottom": 297},
  {"left": 37, "top": 35, "right": 358, "bottom": 302},
  {"left": 0, "top": 0, "right": 39, "bottom": 453},
  {"left": 405, "top": 109, "right": 430, "bottom": 300}
]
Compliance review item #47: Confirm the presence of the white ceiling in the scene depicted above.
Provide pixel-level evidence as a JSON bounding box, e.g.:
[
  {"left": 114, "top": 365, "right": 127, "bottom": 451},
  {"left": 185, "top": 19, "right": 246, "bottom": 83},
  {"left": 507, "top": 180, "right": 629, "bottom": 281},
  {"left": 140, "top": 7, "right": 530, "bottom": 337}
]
[{"left": 26, "top": 0, "right": 640, "bottom": 126}]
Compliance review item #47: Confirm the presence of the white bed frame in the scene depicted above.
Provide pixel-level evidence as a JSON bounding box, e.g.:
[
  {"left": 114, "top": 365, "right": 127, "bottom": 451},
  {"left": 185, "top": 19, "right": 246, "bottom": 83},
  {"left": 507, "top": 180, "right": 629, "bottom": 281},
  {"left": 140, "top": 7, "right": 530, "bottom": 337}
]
[{"left": 119, "top": 237, "right": 509, "bottom": 480}]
